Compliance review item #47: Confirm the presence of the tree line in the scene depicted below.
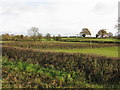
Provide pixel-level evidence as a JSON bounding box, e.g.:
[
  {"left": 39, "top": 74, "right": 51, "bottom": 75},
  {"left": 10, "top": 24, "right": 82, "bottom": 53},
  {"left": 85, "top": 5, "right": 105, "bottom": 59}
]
[
  {"left": 80, "top": 28, "right": 113, "bottom": 38},
  {"left": 1, "top": 27, "right": 118, "bottom": 41},
  {"left": 1, "top": 27, "right": 61, "bottom": 41}
]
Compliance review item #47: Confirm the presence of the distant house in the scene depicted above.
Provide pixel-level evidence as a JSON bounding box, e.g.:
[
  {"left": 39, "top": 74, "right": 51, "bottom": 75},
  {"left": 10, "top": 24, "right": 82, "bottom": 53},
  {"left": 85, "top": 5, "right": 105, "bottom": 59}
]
[
  {"left": 68, "top": 35, "right": 82, "bottom": 38},
  {"left": 84, "top": 35, "right": 91, "bottom": 37},
  {"left": 67, "top": 34, "right": 82, "bottom": 38},
  {"left": 61, "top": 36, "right": 69, "bottom": 38}
]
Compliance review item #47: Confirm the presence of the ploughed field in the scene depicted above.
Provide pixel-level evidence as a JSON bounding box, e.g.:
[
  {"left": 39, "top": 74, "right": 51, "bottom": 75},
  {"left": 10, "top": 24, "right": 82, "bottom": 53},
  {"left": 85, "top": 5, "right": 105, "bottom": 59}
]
[{"left": 2, "top": 41, "right": 120, "bottom": 88}]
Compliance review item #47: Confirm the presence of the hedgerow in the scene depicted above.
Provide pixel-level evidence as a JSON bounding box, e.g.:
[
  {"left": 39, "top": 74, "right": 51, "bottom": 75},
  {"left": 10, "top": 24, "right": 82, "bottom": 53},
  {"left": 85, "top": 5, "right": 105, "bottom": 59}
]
[
  {"left": 2, "top": 46, "right": 120, "bottom": 85},
  {"left": 3, "top": 57, "right": 104, "bottom": 88},
  {"left": 60, "top": 39, "right": 119, "bottom": 44},
  {"left": 3, "top": 41, "right": 117, "bottom": 49}
]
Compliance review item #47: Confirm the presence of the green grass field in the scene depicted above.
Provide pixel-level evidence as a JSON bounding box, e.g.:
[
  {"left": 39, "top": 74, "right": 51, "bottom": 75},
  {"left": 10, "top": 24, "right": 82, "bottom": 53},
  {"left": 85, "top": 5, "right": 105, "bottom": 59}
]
[
  {"left": 80, "top": 39, "right": 118, "bottom": 42},
  {"left": 39, "top": 46, "right": 118, "bottom": 58},
  {"left": 0, "top": 41, "right": 14, "bottom": 43},
  {"left": 61, "top": 38, "right": 119, "bottom": 42}
]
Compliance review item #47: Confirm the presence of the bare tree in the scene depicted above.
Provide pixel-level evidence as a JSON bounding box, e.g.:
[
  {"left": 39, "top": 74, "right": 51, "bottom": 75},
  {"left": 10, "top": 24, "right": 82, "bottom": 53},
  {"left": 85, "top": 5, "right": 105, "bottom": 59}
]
[{"left": 28, "top": 27, "right": 39, "bottom": 41}]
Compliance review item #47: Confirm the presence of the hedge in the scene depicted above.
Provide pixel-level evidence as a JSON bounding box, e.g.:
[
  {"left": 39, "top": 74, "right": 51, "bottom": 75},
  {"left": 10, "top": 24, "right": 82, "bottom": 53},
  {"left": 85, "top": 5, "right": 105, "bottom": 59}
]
[
  {"left": 3, "top": 41, "right": 117, "bottom": 49},
  {"left": 2, "top": 46, "right": 120, "bottom": 84}
]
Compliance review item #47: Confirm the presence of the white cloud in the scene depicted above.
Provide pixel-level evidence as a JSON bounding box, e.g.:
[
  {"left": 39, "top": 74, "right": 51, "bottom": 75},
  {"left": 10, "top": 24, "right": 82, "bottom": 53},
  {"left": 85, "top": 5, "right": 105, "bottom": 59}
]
[{"left": 0, "top": 0, "right": 119, "bottom": 36}]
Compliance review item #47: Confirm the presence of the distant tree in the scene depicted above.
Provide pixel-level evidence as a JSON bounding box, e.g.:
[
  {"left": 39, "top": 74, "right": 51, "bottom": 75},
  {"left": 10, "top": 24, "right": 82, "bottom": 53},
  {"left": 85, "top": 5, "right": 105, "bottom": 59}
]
[
  {"left": 28, "top": 27, "right": 39, "bottom": 41},
  {"left": 97, "top": 29, "right": 107, "bottom": 38},
  {"left": 0, "top": 35, "right": 1, "bottom": 41},
  {"left": 56, "top": 34, "right": 61, "bottom": 41},
  {"left": 10, "top": 34, "right": 16, "bottom": 41},
  {"left": 14, "top": 35, "right": 21, "bottom": 41},
  {"left": 14, "top": 35, "right": 25, "bottom": 41},
  {"left": 37, "top": 33, "right": 42, "bottom": 41},
  {"left": 2, "top": 34, "right": 25, "bottom": 41},
  {"left": 20, "top": 35, "right": 24, "bottom": 39},
  {"left": 53, "top": 36, "right": 56, "bottom": 41},
  {"left": 80, "top": 28, "right": 91, "bottom": 37},
  {"left": 107, "top": 32, "right": 113, "bottom": 38},
  {"left": 82, "top": 34, "right": 86, "bottom": 37},
  {"left": 53, "top": 34, "right": 61, "bottom": 41},
  {"left": 96, "top": 34, "right": 99, "bottom": 38},
  {"left": 80, "top": 32, "right": 85, "bottom": 37},
  {"left": 2, "top": 33, "right": 11, "bottom": 41},
  {"left": 45, "top": 33, "right": 51, "bottom": 41},
  {"left": 24, "top": 36, "right": 31, "bottom": 41}
]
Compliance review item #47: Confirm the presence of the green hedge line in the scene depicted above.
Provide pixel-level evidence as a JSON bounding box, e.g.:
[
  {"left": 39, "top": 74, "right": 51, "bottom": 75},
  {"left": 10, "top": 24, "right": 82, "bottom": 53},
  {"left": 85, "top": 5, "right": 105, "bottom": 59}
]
[
  {"left": 60, "top": 39, "right": 119, "bottom": 44},
  {"left": 2, "top": 46, "right": 120, "bottom": 84},
  {"left": 3, "top": 41, "right": 117, "bottom": 49}
]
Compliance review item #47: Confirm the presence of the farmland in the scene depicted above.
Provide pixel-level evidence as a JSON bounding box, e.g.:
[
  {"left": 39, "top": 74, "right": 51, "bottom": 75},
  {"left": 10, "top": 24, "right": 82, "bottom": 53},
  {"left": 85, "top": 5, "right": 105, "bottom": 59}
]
[
  {"left": 1, "top": 39, "right": 120, "bottom": 88},
  {"left": 60, "top": 38, "right": 119, "bottom": 43},
  {"left": 48, "top": 47, "right": 118, "bottom": 57},
  {"left": 61, "top": 38, "right": 118, "bottom": 41},
  {"left": 1, "top": 0, "right": 120, "bottom": 88},
  {"left": 3, "top": 41, "right": 118, "bottom": 57}
]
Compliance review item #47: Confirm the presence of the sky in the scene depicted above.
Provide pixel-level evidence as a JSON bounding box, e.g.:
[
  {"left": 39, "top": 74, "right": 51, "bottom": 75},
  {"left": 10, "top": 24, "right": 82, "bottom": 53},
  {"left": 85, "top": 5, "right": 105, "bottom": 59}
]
[{"left": 0, "top": 0, "right": 119, "bottom": 36}]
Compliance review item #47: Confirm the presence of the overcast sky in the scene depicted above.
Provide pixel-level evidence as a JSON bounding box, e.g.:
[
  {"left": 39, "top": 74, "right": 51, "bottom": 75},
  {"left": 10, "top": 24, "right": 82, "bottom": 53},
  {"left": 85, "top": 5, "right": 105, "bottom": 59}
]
[{"left": 0, "top": 0, "right": 119, "bottom": 36}]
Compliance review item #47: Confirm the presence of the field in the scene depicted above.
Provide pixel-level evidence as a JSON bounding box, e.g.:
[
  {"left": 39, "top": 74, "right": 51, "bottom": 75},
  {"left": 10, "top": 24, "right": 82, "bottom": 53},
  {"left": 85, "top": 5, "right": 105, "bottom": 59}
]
[
  {"left": 1, "top": 40, "right": 120, "bottom": 88},
  {"left": 61, "top": 38, "right": 118, "bottom": 41},
  {"left": 60, "top": 38, "right": 119, "bottom": 43},
  {"left": 49, "top": 47, "right": 118, "bottom": 57}
]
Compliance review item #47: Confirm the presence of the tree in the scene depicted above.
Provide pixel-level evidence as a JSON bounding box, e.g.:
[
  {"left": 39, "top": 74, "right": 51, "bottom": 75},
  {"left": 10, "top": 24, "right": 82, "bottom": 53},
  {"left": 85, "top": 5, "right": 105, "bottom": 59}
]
[
  {"left": 53, "top": 36, "right": 56, "bottom": 41},
  {"left": 2, "top": 33, "right": 11, "bottom": 41},
  {"left": 28, "top": 27, "right": 39, "bottom": 41},
  {"left": 57, "top": 34, "right": 61, "bottom": 41},
  {"left": 14, "top": 35, "right": 21, "bottom": 41},
  {"left": 45, "top": 33, "right": 51, "bottom": 41},
  {"left": 37, "top": 33, "right": 42, "bottom": 41},
  {"left": 107, "top": 32, "right": 113, "bottom": 37},
  {"left": 96, "top": 34, "right": 99, "bottom": 38},
  {"left": 53, "top": 34, "right": 61, "bottom": 41},
  {"left": 80, "top": 28, "right": 91, "bottom": 37},
  {"left": 80, "top": 32, "right": 86, "bottom": 37},
  {"left": 97, "top": 29, "right": 107, "bottom": 38},
  {"left": 20, "top": 35, "right": 24, "bottom": 39}
]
